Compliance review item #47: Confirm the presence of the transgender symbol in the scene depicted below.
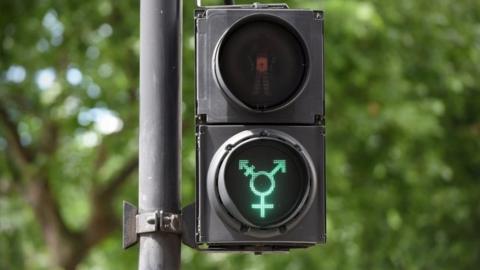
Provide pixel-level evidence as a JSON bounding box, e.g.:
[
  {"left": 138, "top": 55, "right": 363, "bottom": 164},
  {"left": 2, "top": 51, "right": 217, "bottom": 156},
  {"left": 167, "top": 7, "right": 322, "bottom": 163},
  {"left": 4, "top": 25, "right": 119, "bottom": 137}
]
[{"left": 238, "top": 160, "right": 287, "bottom": 218}]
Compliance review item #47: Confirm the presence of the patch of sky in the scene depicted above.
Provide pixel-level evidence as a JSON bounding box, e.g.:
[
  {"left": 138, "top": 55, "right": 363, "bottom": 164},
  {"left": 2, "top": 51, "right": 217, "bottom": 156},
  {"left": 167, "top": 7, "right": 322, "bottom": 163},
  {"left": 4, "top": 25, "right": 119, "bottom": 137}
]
[
  {"left": 77, "top": 131, "right": 100, "bottom": 148},
  {"left": 36, "top": 68, "right": 56, "bottom": 90},
  {"left": 86, "top": 46, "right": 100, "bottom": 59},
  {"left": 36, "top": 38, "right": 50, "bottom": 52},
  {"left": 77, "top": 108, "right": 123, "bottom": 135},
  {"left": 5, "top": 65, "right": 26, "bottom": 83},
  {"left": 87, "top": 83, "right": 101, "bottom": 98},
  {"left": 42, "top": 9, "right": 64, "bottom": 46},
  {"left": 66, "top": 67, "right": 83, "bottom": 85},
  {"left": 97, "top": 23, "right": 113, "bottom": 38},
  {"left": 98, "top": 63, "right": 113, "bottom": 78}
]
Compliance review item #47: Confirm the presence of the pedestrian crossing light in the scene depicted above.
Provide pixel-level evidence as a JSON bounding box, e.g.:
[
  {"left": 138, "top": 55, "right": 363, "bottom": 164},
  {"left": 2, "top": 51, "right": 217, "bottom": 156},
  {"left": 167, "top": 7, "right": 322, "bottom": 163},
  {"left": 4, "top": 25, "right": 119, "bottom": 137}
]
[
  {"left": 239, "top": 159, "right": 285, "bottom": 218},
  {"left": 193, "top": 3, "right": 325, "bottom": 252}
]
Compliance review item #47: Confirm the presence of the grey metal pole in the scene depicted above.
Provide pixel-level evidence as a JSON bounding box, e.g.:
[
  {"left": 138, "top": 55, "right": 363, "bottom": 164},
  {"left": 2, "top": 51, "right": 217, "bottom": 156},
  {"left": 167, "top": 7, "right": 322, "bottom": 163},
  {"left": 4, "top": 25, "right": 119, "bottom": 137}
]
[{"left": 139, "top": 0, "right": 182, "bottom": 269}]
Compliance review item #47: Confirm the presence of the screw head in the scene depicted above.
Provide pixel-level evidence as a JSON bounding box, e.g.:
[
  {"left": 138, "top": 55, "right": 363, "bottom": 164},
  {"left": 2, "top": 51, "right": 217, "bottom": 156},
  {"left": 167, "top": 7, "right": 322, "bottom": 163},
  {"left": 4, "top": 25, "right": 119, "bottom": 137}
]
[{"left": 147, "top": 216, "right": 156, "bottom": 225}]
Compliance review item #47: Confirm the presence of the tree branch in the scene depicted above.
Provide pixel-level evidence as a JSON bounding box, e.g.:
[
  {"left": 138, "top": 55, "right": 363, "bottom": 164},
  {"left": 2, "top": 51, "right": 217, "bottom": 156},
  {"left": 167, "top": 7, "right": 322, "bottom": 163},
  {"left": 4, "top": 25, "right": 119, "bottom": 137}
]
[
  {"left": 0, "top": 177, "right": 14, "bottom": 195},
  {"left": 0, "top": 103, "right": 33, "bottom": 166},
  {"left": 82, "top": 155, "right": 138, "bottom": 248},
  {"left": 40, "top": 119, "right": 60, "bottom": 155},
  {"left": 3, "top": 150, "right": 22, "bottom": 185},
  {"left": 21, "top": 152, "right": 138, "bottom": 269},
  {"left": 24, "top": 177, "right": 80, "bottom": 269},
  {"left": 98, "top": 155, "right": 138, "bottom": 199}
]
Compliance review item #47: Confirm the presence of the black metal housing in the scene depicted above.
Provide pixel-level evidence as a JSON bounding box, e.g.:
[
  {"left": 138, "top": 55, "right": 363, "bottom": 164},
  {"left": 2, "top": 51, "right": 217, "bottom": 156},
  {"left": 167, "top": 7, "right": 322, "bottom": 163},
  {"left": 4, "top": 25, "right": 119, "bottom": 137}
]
[
  {"left": 193, "top": 5, "right": 326, "bottom": 252},
  {"left": 196, "top": 125, "right": 326, "bottom": 250},
  {"left": 196, "top": 7, "right": 324, "bottom": 124}
]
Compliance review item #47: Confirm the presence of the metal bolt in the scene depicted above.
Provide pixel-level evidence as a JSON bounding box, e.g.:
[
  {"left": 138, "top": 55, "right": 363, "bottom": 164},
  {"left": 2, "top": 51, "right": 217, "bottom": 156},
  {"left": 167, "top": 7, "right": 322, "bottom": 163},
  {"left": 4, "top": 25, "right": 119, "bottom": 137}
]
[
  {"left": 240, "top": 225, "right": 249, "bottom": 232},
  {"left": 294, "top": 144, "right": 302, "bottom": 152},
  {"left": 147, "top": 216, "right": 156, "bottom": 225}
]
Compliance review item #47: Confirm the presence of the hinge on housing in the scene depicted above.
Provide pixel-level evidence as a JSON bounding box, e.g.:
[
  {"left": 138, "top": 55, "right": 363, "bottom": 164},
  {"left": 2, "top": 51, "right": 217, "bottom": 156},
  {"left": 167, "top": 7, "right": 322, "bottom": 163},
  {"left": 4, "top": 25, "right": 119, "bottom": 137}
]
[
  {"left": 123, "top": 201, "right": 182, "bottom": 249},
  {"left": 251, "top": 3, "right": 289, "bottom": 9},
  {"left": 195, "top": 2, "right": 288, "bottom": 10}
]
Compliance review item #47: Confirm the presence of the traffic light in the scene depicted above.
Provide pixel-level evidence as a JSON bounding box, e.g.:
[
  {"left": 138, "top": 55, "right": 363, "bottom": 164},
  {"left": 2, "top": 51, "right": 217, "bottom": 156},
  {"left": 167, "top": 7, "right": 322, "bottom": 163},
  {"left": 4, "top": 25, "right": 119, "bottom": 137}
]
[{"left": 194, "top": 3, "right": 325, "bottom": 252}]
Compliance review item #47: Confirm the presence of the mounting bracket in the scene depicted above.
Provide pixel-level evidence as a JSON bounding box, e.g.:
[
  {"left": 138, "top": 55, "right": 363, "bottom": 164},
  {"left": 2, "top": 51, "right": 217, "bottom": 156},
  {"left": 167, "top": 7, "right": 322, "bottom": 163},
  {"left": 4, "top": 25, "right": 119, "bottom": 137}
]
[{"left": 123, "top": 201, "right": 182, "bottom": 249}]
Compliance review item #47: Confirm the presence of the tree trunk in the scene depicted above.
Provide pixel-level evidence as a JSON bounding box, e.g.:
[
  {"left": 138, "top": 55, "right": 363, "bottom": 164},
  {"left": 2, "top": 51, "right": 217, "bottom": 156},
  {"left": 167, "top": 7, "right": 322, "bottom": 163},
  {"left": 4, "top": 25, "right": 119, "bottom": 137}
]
[{"left": 24, "top": 178, "right": 86, "bottom": 269}]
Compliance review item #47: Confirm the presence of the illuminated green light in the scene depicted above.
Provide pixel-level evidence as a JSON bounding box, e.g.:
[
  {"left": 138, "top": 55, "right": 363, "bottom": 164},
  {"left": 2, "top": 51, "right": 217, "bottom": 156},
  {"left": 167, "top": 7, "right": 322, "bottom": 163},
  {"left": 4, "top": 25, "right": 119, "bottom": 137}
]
[{"left": 238, "top": 159, "right": 286, "bottom": 218}]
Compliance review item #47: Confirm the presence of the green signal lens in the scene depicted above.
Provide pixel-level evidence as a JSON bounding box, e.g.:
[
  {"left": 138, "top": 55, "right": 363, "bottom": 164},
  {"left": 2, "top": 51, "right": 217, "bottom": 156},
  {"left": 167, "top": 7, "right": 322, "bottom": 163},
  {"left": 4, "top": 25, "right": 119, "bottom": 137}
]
[
  {"left": 219, "top": 137, "right": 310, "bottom": 228},
  {"left": 238, "top": 159, "right": 286, "bottom": 218}
]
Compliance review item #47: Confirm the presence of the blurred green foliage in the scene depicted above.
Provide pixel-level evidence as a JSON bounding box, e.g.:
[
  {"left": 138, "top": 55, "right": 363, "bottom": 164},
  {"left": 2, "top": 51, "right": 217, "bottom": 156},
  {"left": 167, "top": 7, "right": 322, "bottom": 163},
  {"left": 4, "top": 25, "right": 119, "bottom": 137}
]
[{"left": 1, "top": 0, "right": 479, "bottom": 269}]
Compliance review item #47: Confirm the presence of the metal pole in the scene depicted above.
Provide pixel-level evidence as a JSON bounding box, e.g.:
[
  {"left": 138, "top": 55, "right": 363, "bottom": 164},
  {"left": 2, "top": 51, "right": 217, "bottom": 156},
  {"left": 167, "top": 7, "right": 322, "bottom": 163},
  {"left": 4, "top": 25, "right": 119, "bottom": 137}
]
[{"left": 139, "top": 0, "right": 182, "bottom": 269}]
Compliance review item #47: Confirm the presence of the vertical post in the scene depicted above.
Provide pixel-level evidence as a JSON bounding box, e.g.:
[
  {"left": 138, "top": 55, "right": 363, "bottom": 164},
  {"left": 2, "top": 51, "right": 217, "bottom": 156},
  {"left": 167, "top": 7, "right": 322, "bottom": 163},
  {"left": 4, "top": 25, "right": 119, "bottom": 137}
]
[{"left": 139, "top": 0, "right": 182, "bottom": 269}]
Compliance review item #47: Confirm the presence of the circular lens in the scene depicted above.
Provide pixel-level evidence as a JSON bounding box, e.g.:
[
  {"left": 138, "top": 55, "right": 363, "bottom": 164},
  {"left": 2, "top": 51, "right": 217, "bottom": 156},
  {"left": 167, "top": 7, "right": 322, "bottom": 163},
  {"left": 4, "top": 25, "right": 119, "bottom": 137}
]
[
  {"left": 217, "top": 18, "right": 307, "bottom": 111},
  {"left": 218, "top": 138, "right": 310, "bottom": 228}
]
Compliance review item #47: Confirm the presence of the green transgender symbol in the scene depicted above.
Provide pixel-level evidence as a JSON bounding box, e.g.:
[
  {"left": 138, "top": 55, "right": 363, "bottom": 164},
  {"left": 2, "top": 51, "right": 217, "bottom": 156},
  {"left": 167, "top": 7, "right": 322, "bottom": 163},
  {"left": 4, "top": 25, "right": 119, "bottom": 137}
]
[{"left": 238, "top": 159, "right": 287, "bottom": 218}]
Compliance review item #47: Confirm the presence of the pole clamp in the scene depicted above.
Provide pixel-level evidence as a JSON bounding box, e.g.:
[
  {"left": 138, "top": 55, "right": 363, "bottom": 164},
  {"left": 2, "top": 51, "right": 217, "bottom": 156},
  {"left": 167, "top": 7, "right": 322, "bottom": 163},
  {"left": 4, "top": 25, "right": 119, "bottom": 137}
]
[{"left": 123, "top": 201, "right": 182, "bottom": 249}]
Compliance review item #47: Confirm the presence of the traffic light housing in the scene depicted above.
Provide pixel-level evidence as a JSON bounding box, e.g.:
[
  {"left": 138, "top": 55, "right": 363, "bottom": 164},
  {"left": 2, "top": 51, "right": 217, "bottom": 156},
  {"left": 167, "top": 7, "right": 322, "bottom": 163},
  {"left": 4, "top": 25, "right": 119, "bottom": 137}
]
[{"left": 193, "top": 4, "right": 325, "bottom": 252}]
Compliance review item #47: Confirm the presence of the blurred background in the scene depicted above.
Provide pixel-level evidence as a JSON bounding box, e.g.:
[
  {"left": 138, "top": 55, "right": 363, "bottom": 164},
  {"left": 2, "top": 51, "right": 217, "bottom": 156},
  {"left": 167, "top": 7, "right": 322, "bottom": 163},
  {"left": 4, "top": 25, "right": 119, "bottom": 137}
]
[{"left": 1, "top": 0, "right": 479, "bottom": 269}]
